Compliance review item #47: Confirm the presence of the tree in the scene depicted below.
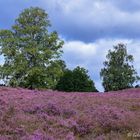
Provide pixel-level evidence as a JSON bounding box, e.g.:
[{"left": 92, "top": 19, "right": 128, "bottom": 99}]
[
  {"left": 0, "top": 7, "right": 64, "bottom": 89},
  {"left": 46, "top": 60, "right": 66, "bottom": 89},
  {"left": 55, "top": 66, "right": 98, "bottom": 92},
  {"left": 100, "top": 43, "right": 139, "bottom": 92}
]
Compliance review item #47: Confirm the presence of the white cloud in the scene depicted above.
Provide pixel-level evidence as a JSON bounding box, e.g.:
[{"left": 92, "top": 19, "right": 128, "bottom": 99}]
[{"left": 63, "top": 41, "right": 96, "bottom": 59}]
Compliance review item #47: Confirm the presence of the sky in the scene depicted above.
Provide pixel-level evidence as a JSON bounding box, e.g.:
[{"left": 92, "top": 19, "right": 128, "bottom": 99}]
[{"left": 0, "top": 0, "right": 140, "bottom": 91}]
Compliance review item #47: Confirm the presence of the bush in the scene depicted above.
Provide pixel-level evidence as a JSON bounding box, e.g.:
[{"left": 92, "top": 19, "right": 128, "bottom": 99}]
[{"left": 55, "top": 66, "right": 98, "bottom": 92}]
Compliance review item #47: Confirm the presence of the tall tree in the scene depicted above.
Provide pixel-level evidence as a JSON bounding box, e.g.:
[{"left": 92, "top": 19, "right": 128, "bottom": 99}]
[
  {"left": 100, "top": 43, "right": 139, "bottom": 92},
  {"left": 56, "top": 66, "right": 98, "bottom": 92},
  {"left": 0, "top": 7, "right": 64, "bottom": 89}
]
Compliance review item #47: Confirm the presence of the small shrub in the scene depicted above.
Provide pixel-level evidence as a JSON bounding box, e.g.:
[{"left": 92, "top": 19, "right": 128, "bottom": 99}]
[
  {"left": 46, "top": 103, "right": 61, "bottom": 116},
  {"left": 93, "top": 105, "right": 134, "bottom": 133},
  {"left": 62, "top": 109, "right": 76, "bottom": 119}
]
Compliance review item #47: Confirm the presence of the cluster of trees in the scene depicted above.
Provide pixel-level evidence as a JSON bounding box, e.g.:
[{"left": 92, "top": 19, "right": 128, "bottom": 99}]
[{"left": 0, "top": 7, "right": 139, "bottom": 92}]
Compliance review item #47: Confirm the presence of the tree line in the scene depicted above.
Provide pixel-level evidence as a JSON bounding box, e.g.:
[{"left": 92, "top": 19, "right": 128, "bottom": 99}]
[{"left": 0, "top": 7, "right": 139, "bottom": 92}]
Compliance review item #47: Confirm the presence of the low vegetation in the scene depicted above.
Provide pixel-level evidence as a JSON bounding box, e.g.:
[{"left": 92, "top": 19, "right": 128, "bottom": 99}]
[{"left": 0, "top": 87, "right": 140, "bottom": 140}]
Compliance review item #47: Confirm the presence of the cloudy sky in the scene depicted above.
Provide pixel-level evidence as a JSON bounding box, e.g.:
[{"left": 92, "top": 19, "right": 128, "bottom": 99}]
[{"left": 1, "top": 0, "right": 140, "bottom": 91}]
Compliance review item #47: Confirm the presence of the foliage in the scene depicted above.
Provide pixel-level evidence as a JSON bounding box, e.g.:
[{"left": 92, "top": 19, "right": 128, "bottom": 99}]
[
  {"left": 0, "top": 7, "right": 64, "bottom": 89},
  {"left": 46, "top": 60, "right": 66, "bottom": 89},
  {"left": 55, "top": 66, "right": 98, "bottom": 92},
  {"left": 100, "top": 43, "right": 139, "bottom": 92}
]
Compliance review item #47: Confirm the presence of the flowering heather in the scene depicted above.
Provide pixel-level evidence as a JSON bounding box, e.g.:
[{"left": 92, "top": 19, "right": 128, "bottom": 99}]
[{"left": 0, "top": 87, "right": 140, "bottom": 140}]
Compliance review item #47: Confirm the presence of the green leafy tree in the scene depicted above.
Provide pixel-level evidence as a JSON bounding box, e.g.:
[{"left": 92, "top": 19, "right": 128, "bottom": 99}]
[
  {"left": 46, "top": 60, "right": 66, "bottom": 89},
  {"left": 0, "top": 7, "right": 64, "bottom": 89},
  {"left": 100, "top": 43, "right": 139, "bottom": 92},
  {"left": 56, "top": 66, "right": 98, "bottom": 92}
]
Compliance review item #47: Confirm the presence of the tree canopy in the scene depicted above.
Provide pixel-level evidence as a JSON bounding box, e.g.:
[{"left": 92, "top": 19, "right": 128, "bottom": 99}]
[
  {"left": 0, "top": 7, "right": 64, "bottom": 89},
  {"left": 55, "top": 66, "right": 98, "bottom": 92},
  {"left": 100, "top": 43, "right": 139, "bottom": 92}
]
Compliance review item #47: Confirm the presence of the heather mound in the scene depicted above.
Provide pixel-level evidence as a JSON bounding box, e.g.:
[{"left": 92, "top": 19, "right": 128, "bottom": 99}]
[{"left": 0, "top": 87, "right": 140, "bottom": 140}]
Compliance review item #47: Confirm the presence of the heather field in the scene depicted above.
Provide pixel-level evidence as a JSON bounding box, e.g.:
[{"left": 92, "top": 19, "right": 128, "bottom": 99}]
[{"left": 0, "top": 87, "right": 140, "bottom": 140}]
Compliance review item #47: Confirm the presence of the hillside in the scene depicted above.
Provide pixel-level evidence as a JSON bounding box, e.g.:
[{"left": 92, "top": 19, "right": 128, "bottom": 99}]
[{"left": 0, "top": 87, "right": 140, "bottom": 140}]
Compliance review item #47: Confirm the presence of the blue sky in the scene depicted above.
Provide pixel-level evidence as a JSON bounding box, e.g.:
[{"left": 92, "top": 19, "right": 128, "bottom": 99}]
[{"left": 0, "top": 0, "right": 140, "bottom": 91}]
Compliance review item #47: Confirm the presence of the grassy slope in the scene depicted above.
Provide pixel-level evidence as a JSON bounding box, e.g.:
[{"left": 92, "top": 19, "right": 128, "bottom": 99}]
[{"left": 0, "top": 87, "right": 140, "bottom": 140}]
